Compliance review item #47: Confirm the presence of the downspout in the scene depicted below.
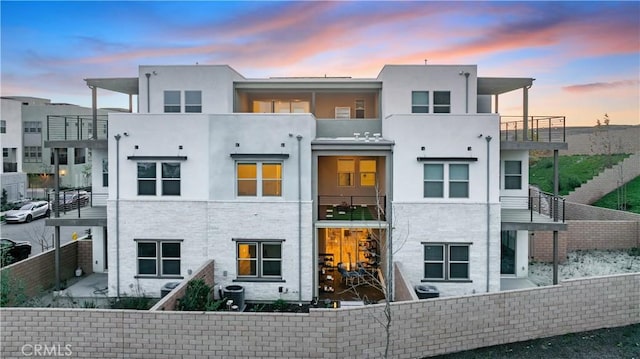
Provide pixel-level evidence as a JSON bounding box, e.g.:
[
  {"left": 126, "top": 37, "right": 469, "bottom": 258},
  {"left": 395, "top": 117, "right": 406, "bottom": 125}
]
[
  {"left": 296, "top": 135, "right": 303, "bottom": 303},
  {"left": 114, "top": 134, "right": 122, "bottom": 300},
  {"left": 145, "top": 73, "right": 151, "bottom": 113},
  {"left": 485, "top": 136, "right": 492, "bottom": 292},
  {"left": 91, "top": 86, "right": 98, "bottom": 140},
  {"left": 464, "top": 72, "right": 470, "bottom": 114},
  {"left": 54, "top": 148, "right": 61, "bottom": 290}
]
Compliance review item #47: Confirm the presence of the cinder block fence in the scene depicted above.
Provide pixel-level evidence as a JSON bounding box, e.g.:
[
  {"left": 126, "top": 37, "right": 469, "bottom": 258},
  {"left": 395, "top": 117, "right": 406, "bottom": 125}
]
[{"left": 1, "top": 273, "right": 638, "bottom": 358}]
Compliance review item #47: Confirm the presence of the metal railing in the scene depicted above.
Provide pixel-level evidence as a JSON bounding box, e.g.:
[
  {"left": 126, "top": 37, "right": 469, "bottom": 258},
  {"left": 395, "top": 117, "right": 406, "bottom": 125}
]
[
  {"left": 500, "top": 116, "right": 566, "bottom": 143},
  {"left": 500, "top": 189, "right": 565, "bottom": 223},
  {"left": 48, "top": 187, "right": 107, "bottom": 218},
  {"left": 318, "top": 195, "right": 386, "bottom": 221},
  {"left": 46, "top": 115, "right": 108, "bottom": 141}
]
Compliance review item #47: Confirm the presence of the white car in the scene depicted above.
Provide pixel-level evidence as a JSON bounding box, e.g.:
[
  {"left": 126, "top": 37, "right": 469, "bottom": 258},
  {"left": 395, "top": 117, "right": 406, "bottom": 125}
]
[{"left": 4, "top": 201, "right": 50, "bottom": 223}]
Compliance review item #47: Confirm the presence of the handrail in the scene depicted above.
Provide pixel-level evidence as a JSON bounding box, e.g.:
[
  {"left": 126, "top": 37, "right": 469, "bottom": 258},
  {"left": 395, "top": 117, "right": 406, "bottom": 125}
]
[
  {"left": 500, "top": 189, "right": 565, "bottom": 223},
  {"left": 46, "top": 115, "right": 109, "bottom": 141},
  {"left": 48, "top": 187, "right": 104, "bottom": 218},
  {"left": 318, "top": 195, "right": 386, "bottom": 221},
  {"left": 500, "top": 116, "right": 566, "bottom": 143}
]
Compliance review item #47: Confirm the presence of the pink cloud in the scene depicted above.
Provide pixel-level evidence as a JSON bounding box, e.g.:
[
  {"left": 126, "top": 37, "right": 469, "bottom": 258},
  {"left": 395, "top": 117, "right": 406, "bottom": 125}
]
[{"left": 563, "top": 80, "right": 640, "bottom": 93}]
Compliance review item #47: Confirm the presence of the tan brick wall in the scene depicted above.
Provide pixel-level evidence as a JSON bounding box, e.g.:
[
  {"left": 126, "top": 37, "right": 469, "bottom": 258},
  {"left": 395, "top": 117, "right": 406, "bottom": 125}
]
[
  {"left": 1, "top": 273, "right": 638, "bottom": 358},
  {"left": 1, "top": 241, "right": 80, "bottom": 299},
  {"left": 531, "top": 220, "right": 640, "bottom": 263},
  {"left": 150, "top": 260, "right": 215, "bottom": 311},
  {"left": 566, "top": 201, "right": 640, "bottom": 221}
]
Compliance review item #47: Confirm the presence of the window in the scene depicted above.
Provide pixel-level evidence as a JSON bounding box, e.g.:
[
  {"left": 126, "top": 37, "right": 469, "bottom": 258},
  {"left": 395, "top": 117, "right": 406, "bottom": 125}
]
[
  {"left": 185, "top": 90, "right": 202, "bottom": 113},
  {"left": 164, "top": 91, "right": 181, "bottom": 113},
  {"left": 433, "top": 91, "right": 451, "bottom": 113},
  {"left": 412, "top": 91, "right": 429, "bottom": 113},
  {"left": 2, "top": 148, "right": 7, "bottom": 157},
  {"left": 360, "top": 159, "right": 376, "bottom": 187},
  {"left": 355, "top": 99, "right": 365, "bottom": 119},
  {"left": 24, "top": 146, "right": 42, "bottom": 162},
  {"left": 0, "top": 120, "right": 5, "bottom": 133},
  {"left": 236, "top": 241, "right": 282, "bottom": 279},
  {"left": 102, "top": 159, "right": 108, "bottom": 187},
  {"left": 162, "top": 163, "right": 181, "bottom": 195},
  {"left": 136, "top": 240, "right": 181, "bottom": 277},
  {"left": 504, "top": 161, "right": 522, "bottom": 190},
  {"left": 50, "top": 148, "right": 68, "bottom": 165},
  {"left": 337, "top": 159, "right": 355, "bottom": 187},
  {"left": 74, "top": 148, "right": 86, "bottom": 164},
  {"left": 423, "top": 164, "right": 444, "bottom": 197},
  {"left": 137, "top": 162, "right": 157, "bottom": 195},
  {"left": 449, "top": 164, "right": 469, "bottom": 198},
  {"left": 237, "top": 162, "right": 282, "bottom": 197},
  {"left": 24, "top": 121, "right": 41, "bottom": 133},
  {"left": 424, "top": 244, "right": 469, "bottom": 280},
  {"left": 252, "top": 100, "right": 310, "bottom": 113}
]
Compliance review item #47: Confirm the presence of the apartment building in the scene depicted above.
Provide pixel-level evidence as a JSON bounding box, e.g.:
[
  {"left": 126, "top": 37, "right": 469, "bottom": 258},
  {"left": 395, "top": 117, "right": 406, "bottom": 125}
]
[
  {"left": 45, "top": 64, "right": 567, "bottom": 303},
  {"left": 1, "top": 97, "right": 27, "bottom": 202}
]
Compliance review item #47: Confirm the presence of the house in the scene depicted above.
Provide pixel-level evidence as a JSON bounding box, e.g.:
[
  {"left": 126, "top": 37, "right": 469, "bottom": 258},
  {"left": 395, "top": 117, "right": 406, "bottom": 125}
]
[{"left": 44, "top": 64, "right": 567, "bottom": 302}]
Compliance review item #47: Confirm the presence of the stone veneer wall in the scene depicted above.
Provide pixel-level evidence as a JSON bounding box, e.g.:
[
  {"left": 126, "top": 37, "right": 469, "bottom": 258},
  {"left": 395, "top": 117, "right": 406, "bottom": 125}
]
[
  {"left": 0, "top": 240, "right": 92, "bottom": 299},
  {"left": 530, "top": 221, "right": 639, "bottom": 263},
  {"left": 1, "top": 273, "right": 638, "bottom": 358}
]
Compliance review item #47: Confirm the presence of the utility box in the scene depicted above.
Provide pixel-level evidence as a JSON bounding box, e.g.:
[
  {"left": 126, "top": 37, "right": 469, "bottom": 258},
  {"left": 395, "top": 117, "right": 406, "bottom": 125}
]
[
  {"left": 415, "top": 285, "right": 439, "bottom": 299},
  {"left": 161, "top": 282, "right": 180, "bottom": 298}
]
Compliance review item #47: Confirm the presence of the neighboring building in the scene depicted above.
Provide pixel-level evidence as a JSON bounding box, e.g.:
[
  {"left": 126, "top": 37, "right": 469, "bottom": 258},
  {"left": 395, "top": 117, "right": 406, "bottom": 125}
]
[
  {"left": 1, "top": 98, "right": 28, "bottom": 202},
  {"left": 45, "top": 64, "right": 567, "bottom": 302},
  {"left": 2, "top": 96, "right": 114, "bottom": 189}
]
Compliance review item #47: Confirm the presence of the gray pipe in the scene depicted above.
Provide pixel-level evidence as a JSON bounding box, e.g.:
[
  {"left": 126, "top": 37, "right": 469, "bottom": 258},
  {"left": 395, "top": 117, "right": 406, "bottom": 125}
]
[
  {"left": 296, "top": 135, "right": 303, "bottom": 303},
  {"left": 485, "top": 135, "right": 492, "bottom": 292},
  {"left": 114, "top": 134, "right": 121, "bottom": 299},
  {"left": 145, "top": 73, "right": 151, "bottom": 113},
  {"left": 464, "top": 72, "right": 470, "bottom": 113}
]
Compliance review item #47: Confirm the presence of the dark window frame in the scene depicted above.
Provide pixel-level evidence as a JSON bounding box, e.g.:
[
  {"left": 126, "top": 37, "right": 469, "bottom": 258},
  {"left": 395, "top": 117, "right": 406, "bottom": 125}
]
[{"left": 423, "top": 243, "right": 471, "bottom": 281}]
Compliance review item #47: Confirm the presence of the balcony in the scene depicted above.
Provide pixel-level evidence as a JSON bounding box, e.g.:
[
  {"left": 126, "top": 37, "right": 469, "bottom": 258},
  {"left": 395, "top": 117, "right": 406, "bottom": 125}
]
[
  {"left": 45, "top": 115, "right": 108, "bottom": 149},
  {"left": 501, "top": 189, "right": 566, "bottom": 231},
  {"left": 318, "top": 196, "right": 386, "bottom": 221},
  {"left": 500, "top": 116, "right": 567, "bottom": 151},
  {"left": 45, "top": 188, "right": 107, "bottom": 227}
]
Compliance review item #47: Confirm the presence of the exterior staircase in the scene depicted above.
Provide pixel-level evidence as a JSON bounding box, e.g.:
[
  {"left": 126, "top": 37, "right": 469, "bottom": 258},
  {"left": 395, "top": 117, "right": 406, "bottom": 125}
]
[{"left": 564, "top": 152, "right": 640, "bottom": 205}]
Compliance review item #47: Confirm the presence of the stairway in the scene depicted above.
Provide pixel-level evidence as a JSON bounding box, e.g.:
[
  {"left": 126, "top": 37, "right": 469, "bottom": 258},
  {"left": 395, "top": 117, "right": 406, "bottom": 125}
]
[{"left": 564, "top": 152, "right": 640, "bottom": 204}]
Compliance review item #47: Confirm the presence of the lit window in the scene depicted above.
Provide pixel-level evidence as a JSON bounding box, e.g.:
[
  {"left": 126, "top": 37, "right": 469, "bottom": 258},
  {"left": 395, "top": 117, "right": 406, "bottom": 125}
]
[
  {"left": 504, "top": 161, "right": 522, "bottom": 190},
  {"left": 185, "top": 90, "right": 202, "bottom": 113},
  {"left": 424, "top": 244, "right": 469, "bottom": 280},
  {"left": 237, "top": 162, "right": 282, "bottom": 197},
  {"left": 433, "top": 91, "right": 451, "bottom": 113},
  {"left": 164, "top": 91, "right": 181, "bottom": 113},
  {"left": 360, "top": 159, "right": 376, "bottom": 187},
  {"left": 236, "top": 241, "right": 282, "bottom": 279},
  {"left": 412, "top": 91, "right": 429, "bottom": 113},
  {"left": 338, "top": 159, "right": 355, "bottom": 187}
]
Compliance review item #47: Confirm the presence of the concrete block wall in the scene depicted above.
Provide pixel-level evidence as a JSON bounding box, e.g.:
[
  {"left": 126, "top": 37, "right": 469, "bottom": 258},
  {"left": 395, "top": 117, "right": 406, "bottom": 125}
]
[
  {"left": 565, "top": 152, "right": 640, "bottom": 205},
  {"left": 566, "top": 201, "right": 640, "bottom": 221},
  {"left": 530, "top": 220, "right": 639, "bottom": 263},
  {"left": 150, "top": 260, "right": 215, "bottom": 311},
  {"left": 0, "top": 241, "right": 81, "bottom": 299},
  {"left": 1, "top": 273, "right": 638, "bottom": 358}
]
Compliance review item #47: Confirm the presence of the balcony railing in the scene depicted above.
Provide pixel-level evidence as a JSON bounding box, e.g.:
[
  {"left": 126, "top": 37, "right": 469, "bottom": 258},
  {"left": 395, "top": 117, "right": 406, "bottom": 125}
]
[
  {"left": 46, "top": 115, "right": 108, "bottom": 141},
  {"left": 500, "top": 189, "right": 565, "bottom": 223},
  {"left": 48, "top": 187, "right": 107, "bottom": 218},
  {"left": 500, "top": 116, "right": 565, "bottom": 143},
  {"left": 318, "top": 195, "right": 386, "bottom": 221}
]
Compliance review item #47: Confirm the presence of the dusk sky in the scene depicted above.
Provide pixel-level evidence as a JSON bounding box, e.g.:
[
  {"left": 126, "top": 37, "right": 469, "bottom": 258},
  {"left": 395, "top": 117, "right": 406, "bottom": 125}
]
[{"left": 1, "top": 1, "right": 639, "bottom": 126}]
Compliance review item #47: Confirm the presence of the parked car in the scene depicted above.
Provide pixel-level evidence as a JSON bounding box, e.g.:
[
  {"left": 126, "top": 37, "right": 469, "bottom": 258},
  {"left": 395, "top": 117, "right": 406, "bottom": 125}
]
[
  {"left": 52, "top": 191, "right": 89, "bottom": 211},
  {"left": 4, "top": 201, "right": 50, "bottom": 223},
  {"left": 0, "top": 238, "right": 32, "bottom": 266}
]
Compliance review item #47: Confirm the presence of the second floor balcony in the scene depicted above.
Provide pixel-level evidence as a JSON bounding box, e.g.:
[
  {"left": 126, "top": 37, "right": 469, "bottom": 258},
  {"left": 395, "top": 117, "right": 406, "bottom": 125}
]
[
  {"left": 45, "top": 187, "right": 107, "bottom": 227},
  {"left": 500, "top": 116, "right": 568, "bottom": 151},
  {"left": 318, "top": 195, "right": 386, "bottom": 221},
  {"left": 501, "top": 189, "right": 566, "bottom": 231},
  {"left": 45, "top": 115, "right": 109, "bottom": 149}
]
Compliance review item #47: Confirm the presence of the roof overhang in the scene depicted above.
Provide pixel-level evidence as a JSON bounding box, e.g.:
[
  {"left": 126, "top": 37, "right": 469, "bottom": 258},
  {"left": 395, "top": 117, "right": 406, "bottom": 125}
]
[
  {"left": 478, "top": 77, "right": 534, "bottom": 95},
  {"left": 85, "top": 78, "right": 139, "bottom": 95}
]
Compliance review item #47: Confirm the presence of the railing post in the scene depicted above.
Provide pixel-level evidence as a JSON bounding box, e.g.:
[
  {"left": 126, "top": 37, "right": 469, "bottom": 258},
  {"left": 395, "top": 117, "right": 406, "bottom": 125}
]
[{"left": 77, "top": 188, "right": 81, "bottom": 218}]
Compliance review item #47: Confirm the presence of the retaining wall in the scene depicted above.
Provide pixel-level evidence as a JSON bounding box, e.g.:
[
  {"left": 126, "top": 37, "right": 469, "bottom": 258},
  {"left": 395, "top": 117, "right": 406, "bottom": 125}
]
[
  {"left": 530, "top": 220, "right": 639, "bottom": 263},
  {"left": 150, "top": 260, "right": 215, "bottom": 311},
  {"left": 1, "top": 273, "right": 637, "bottom": 358}
]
